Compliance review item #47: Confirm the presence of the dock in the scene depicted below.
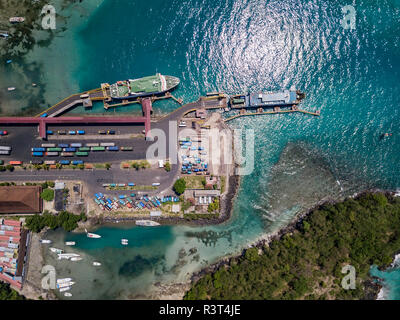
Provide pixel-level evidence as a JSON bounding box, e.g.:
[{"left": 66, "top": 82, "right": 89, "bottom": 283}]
[{"left": 224, "top": 107, "right": 320, "bottom": 122}]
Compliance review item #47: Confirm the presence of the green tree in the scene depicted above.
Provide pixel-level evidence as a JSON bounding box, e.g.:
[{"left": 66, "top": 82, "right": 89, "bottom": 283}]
[
  {"left": 173, "top": 178, "right": 186, "bottom": 195},
  {"left": 40, "top": 188, "right": 54, "bottom": 201}
]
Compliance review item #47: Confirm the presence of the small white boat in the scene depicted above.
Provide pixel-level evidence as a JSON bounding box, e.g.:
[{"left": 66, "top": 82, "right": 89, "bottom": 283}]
[
  {"left": 93, "top": 262, "right": 101, "bottom": 266},
  {"left": 57, "top": 253, "right": 80, "bottom": 260},
  {"left": 121, "top": 239, "right": 128, "bottom": 245},
  {"left": 9, "top": 17, "right": 25, "bottom": 23},
  {"left": 50, "top": 247, "right": 63, "bottom": 254},
  {"left": 136, "top": 220, "right": 160, "bottom": 227},
  {"left": 7, "top": 87, "right": 15, "bottom": 91},
  {"left": 85, "top": 228, "right": 101, "bottom": 238},
  {"left": 70, "top": 257, "right": 82, "bottom": 262},
  {"left": 57, "top": 281, "right": 75, "bottom": 289},
  {"left": 57, "top": 278, "right": 72, "bottom": 284},
  {"left": 40, "top": 239, "right": 52, "bottom": 244},
  {"left": 59, "top": 286, "right": 71, "bottom": 292},
  {"left": 65, "top": 241, "right": 76, "bottom": 246},
  {"left": 64, "top": 292, "right": 72, "bottom": 297}
]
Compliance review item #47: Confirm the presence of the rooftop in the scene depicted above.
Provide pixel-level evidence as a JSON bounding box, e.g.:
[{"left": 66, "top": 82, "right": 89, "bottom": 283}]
[{"left": 0, "top": 186, "right": 42, "bottom": 214}]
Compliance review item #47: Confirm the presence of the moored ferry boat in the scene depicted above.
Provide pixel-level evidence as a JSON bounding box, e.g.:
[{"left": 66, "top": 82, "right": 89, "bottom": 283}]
[
  {"left": 108, "top": 73, "right": 179, "bottom": 100},
  {"left": 230, "top": 88, "right": 305, "bottom": 109}
]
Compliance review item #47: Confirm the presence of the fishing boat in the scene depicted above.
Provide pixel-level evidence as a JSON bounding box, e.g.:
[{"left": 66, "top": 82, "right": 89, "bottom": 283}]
[
  {"left": 93, "top": 261, "right": 101, "bottom": 266},
  {"left": 85, "top": 228, "right": 101, "bottom": 238},
  {"left": 108, "top": 73, "right": 180, "bottom": 100},
  {"left": 65, "top": 241, "right": 76, "bottom": 246},
  {"left": 6, "top": 60, "right": 12, "bottom": 64},
  {"left": 135, "top": 220, "right": 160, "bottom": 227},
  {"left": 39, "top": 239, "right": 52, "bottom": 244},
  {"left": 50, "top": 247, "right": 63, "bottom": 254},
  {"left": 70, "top": 257, "right": 82, "bottom": 262},
  {"left": 64, "top": 292, "right": 72, "bottom": 297},
  {"left": 7, "top": 87, "right": 15, "bottom": 91},
  {"left": 9, "top": 17, "right": 25, "bottom": 23},
  {"left": 57, "top": 278, "right": 72, "bottom": 284},
  {"left": 57, "top": 281, "right": 75, "bottom": 289}
]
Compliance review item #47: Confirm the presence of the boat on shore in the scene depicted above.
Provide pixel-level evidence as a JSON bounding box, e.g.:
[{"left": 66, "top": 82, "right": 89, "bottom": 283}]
[
  {"left": 40, "top": 239, "right": 52, "bottom": 244},
  {"left": 59, "top": 287, "right": 71, "bottom": 292},
  {"left": 135, "top": 220, "right": 160, "bottom": 227},
  {"left": 64, "top": 292, "right": 72, "bottom": 297},
  {"left": 108, "top": 73, "right": 180, "bottom": 100}
]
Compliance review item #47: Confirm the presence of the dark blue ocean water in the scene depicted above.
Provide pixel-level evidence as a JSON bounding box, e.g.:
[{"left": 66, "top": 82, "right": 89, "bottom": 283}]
[{"left": 39, "top": 0, "right": 400, "bottom": 299}]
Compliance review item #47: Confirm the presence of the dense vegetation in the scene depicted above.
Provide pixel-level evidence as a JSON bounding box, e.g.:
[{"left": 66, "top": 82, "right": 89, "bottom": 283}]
[
  {"left": 25, "top": 211, "right": 86, "bottom": 233},
  {"left": 185, "top": 192, "right": 400, "bottom": 300},
  {"left": 0, "top": 282, "right": 25, "bottom": 300}
]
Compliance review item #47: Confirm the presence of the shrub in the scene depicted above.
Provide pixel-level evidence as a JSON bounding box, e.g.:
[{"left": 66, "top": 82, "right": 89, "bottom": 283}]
[
  {"left": 40, "top": 188, "right": 54, "bottom": 201},
  {"left": 173, "top": 178, "right": 186, "bottom": 195}
]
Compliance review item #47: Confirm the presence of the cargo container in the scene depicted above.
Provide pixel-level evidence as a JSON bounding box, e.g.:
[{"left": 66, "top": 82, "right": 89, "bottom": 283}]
[
  {"left": 9, "top": 161, "right": 22, "bottom": 165},
  {"left": 70, "top": 143, "right": 82, "bottom": 148},
  {"left": 98, "top": 130, "right": 106, "bottom": 135},
  {"left": 78, "top": 147, "right": 90, "bottom": 152},
  {"left": 121, "top": 147, "right": 133, "bottom": 151},
  {"left": 128, "top": 183, "right": 135, "bottom": 187},
  {"left": 107, "top": 146, "right": 119, "bottom": 151},
  {"left": 44, "top": 160, "right": 56, "bottom": 165},
  {"left": 59, "top": 160, "right": 70, "bottom": 165},
  {"left": 58, "top": 144, "right": 69, "bottom": 148},
  {"left": 64, "top": 148, "right": 76, "bottom": 152},
  {"left": 32, "top": 152, "right": 43, "bottom": 157},
  {"left": 45, "top": 152, "right": 59, "bottom": 156},
  {"left": 58, "top": 130, "right": 66, "bottom": 135},
  {"left": 68, "top": 131, "right": 76, "bottom": 135},
  {"left": 91, "top": 146, "right": 105, "bottom": 152},
  {"left": 100, "top": 142, "right": 115, "bottom": 147},
  {"left": 86, "top": 143, "right": 99, "bottom": 147},
  {"left": 47, "top": 147, "right": 62, "bottom": 152},
  {"left": 75, "top": 152, "right": 88, "bottom": 157},
  {"left": 61, "top": 152, "right": 74, "bottom": 157},
  {"left": 46, "top": 130, "right": 53, "bottom": 135},
  {"left": 0, "top": 146, "right": 11, "bottom": 151},
  {"left": 77, "top": 130, "right": 85, "bottom": 135},
  {"left": 41, "top": 143, "right": 55, "bottom": 148},
  {"left": 107, "top": 130, "right": 115, "bottom": 135},
  {"left": 30, "top": 160, "right": 43, "bottom": 165},
  {"left": 72, "top": 160, "right": 84, "bottom": 165},
  {"left": 152, "top": 183, "right": 160, "bottom": 186},
  {"left": 31, "top": 147, "right": 45, "bottom": 152}
]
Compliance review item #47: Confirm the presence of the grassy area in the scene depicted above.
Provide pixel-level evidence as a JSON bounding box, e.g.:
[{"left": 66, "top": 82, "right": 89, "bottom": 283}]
[
  {"left": 185, "top": 192, "right": 400, "bottom": 300},
  {"left": 220, "top": 176, "right": 226, "bottom": 194},
  {"left": 183, "top": 176, "right": 206, "bottom": 189},
  {"left": 121, "top": 160, "right": 151, "bottom": 170}
]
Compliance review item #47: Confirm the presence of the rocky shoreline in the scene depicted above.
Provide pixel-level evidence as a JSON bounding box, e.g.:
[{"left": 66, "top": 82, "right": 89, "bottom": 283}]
[{"left": 187, "top": 188, "right": 399, "bottom": 300}]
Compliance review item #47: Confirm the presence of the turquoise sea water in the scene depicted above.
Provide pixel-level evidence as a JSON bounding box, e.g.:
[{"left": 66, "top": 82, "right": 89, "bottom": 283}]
[{"left": 3, "top": 0, "right": 400, "bottom": 298}]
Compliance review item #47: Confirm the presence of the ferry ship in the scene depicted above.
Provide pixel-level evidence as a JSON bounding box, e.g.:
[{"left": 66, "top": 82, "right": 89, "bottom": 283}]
[
  {"left": 230, "top": 87, "right": 305, "bottom": 109},
  {"left": 108, "top": 73, "right": 180, "bottom": 100}
]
